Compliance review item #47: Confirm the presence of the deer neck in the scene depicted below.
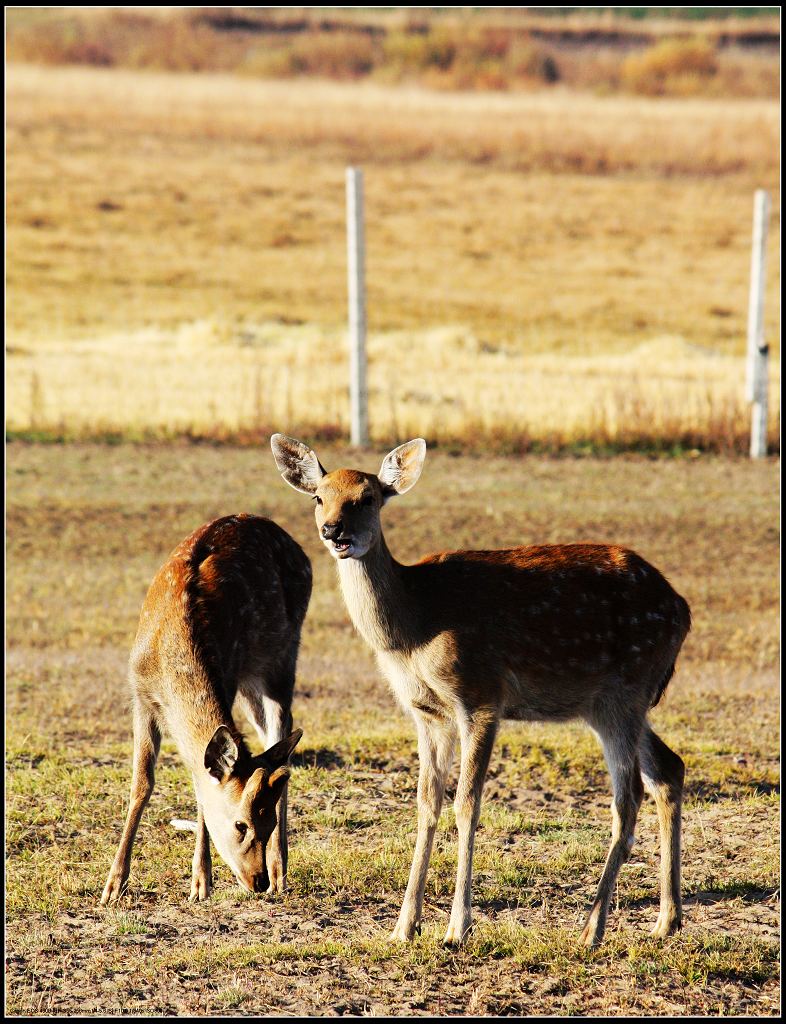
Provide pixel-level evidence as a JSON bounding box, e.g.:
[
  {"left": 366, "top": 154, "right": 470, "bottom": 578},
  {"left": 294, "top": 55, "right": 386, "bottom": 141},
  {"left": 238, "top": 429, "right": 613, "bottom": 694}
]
[
  {"left": 162, "top": 671, "right": 242, "bottom": 775},
  {"left": 336, "top": 533, "right": 416, "bottom": 653}
]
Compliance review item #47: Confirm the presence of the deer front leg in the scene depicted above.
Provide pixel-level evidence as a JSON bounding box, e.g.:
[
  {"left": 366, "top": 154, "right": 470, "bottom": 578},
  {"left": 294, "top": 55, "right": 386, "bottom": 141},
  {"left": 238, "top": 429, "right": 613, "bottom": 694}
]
[
  {"left": 443, "top": 708, "right": 499, "bottom": 948},
  {"left": 261, "top": 695, "right": 292, "bottom": 894},
  {"left": 390, "top": 712, "right": 456, "bottom": 942},
  {"left": 189, "top": 787, "right": 212, "bottom": 902},
  {"left": 234, "top": 685, "right": 293, "bottom": 894},
  {"left": 101, "top": 702, "right": 161, "bottom": 905}
]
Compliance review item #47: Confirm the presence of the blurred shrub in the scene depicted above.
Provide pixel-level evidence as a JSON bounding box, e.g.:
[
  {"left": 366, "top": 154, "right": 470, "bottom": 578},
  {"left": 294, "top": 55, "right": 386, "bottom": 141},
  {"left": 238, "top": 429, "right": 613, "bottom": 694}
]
[
  {"left": 283, "top": 31, "right": 377, "bottom": 79},
  {"left": 380, "top": 30, "right": 430, "bottom": 76},
  {"left": 380, "top": 25, "right": 558, "bottom": 90},
  {"left": 8, "top": 10, "right": 239, "bottom": 71},
  {"left": 506, "top": 38, "right": 560, "bottom": 84},
  {"left": 621, "top": 38, "right": 718, "bottom": 96},
  {"left": 9, "top": 8, "right": 776, "bottom": 98}
]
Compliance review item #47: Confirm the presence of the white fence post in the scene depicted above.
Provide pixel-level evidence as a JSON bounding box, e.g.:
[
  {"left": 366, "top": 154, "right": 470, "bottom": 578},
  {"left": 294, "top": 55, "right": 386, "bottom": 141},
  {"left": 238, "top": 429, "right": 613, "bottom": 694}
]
[
  {"left": 346, "top": 167, "right": 369, "bottom": 447},
  {"left": 745, "top": 189, "right": 770, "bottom": 459}
]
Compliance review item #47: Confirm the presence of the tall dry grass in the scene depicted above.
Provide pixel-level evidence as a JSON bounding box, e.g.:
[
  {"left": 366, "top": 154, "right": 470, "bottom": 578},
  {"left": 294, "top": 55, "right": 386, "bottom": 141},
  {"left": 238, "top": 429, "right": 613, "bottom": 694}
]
[
  {"left": 5, "top": 6, "right": 780, "bottom": 98},
  {"left": 6, "top": 63, "right": 779, "bottom": 180},
  {"left": 7, "top": 322, "right": 780, "bottom": 454},
  {"left": 5, "top": 64, "right": 781, "bottom": 453}
]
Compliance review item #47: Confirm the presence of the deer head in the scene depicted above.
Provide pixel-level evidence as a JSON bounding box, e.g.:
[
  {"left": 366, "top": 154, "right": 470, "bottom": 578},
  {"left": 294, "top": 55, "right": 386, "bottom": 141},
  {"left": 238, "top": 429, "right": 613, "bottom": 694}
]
[
  {"left": 198, "top": 726, "right": 302, "bottom": 893},
  {"left": 271, "top": 434, "right": 426, "bottom": 560}
]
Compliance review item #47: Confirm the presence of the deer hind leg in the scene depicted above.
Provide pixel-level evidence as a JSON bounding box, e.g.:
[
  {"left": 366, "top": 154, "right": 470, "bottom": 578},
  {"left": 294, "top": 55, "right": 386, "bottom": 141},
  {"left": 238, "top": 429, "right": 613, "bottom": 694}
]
[
  {"left": 390, "top": 711, "right": 456, "bottom": 942},
  {"left": 639, "top": 724, "right": 684, "bottom": 937},
  {"left": 443, "top": 708, "right": 499, "bottom": 948},
  {"left": 101, "top": 699, "right": 161, "bottom": 905},
  {"left": 189, "top": 781, "right": 212, "bottom": 902},
  {"left": 235, "top": 672, "right": 294, "bottom": 894},
  {"left": 581, "top": 725, "right": 644, "bottom": 947}
]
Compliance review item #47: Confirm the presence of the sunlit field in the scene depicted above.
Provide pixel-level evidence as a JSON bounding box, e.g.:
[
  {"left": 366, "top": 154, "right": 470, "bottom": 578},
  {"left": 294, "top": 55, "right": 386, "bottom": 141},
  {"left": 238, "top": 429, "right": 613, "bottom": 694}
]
[
  {"left": 5, "top": 6, "right": 780, "bottom": 98},
  {"left": 5, "top": 443, "right": 779, "bottom": 1015},
  {"left": 6, "top": 64, "right": 780, "bottom": 451},
  {"left": 4, "top": 13, "right": 781, "bottom": 1014}
]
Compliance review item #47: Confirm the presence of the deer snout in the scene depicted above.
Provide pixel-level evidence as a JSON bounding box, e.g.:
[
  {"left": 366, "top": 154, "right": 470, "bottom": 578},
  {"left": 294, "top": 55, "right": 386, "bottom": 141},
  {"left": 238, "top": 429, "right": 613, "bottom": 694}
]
[
  {"left": 322, "top": 521, "right": 344, "bottom": 541},
  {"left": 252, "top": 868, "right": 270, "bottom": 894}
]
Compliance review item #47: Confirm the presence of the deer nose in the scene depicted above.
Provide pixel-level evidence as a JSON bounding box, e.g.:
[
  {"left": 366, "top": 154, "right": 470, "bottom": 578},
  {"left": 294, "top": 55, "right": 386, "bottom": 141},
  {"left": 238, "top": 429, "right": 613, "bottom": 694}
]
[
  {"left": 322, "top": 522, "right": 343, "bottom": 541},
  {"left": 253, "top": 869, "right": 269, "bottom": 893}
]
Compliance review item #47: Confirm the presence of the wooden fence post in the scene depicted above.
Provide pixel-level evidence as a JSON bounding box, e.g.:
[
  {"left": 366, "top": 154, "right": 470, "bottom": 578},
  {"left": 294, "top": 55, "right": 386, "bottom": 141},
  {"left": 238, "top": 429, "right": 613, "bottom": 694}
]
[
  {"left": 346, "top": 167, "right": 369, "bottom": 447},
  {"left": 745, "top": 189, "right": 770, "bottom": 459}
]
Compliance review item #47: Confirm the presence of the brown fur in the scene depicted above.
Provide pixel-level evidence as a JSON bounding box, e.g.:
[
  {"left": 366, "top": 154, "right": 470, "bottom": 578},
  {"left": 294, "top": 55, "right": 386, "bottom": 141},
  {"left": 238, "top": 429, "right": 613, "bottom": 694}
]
[
  {"left": 101, "top": 514, "right": 311, "bottom": 905},
  {"left": 271, "top": 434, "right": 690, "bottom": 948}
]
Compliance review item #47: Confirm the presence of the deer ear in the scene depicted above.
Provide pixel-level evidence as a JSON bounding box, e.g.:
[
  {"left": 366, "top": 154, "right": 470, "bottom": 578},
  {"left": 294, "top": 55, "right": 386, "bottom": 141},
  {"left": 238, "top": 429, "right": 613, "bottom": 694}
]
[
  {"left": 260, "top": 728, "right": 303, "bottom": 771},
  {"left": 267, "top": 766, "right": 290, "bottom": 805},
  {"left": 270, "top": 434, "right": 326, "bottom": 495},
  {"left": 204, "top": 726, "right": 239, "bottom": 784},
  {"left": 378, "top": 439, "right": 426, "bottom": 502}
]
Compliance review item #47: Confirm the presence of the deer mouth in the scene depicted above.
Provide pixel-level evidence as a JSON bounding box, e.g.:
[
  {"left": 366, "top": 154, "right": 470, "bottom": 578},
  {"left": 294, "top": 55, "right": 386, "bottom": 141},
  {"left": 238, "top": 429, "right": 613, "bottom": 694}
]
[{"left": 330, "top": 538, "right": 354, "bottom": 557}]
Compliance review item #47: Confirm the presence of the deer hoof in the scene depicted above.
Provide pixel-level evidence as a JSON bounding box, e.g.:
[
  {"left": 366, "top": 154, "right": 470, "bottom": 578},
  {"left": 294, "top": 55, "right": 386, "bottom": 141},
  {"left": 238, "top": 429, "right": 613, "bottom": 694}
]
[
  {"left": 650, "top": 913, "right": 682, "bottom": 938},
  {"left": 442, "top": 922, "right": 470, "bottom": 948},
  {"left": 265, "top": 861, "right": 287, "bottom": 894},
  {"left": 100, "top": 874, "right": 127, "bottom": 906},
  {"left": 189, "top": 875, "right": 212, "bottom": 902}
]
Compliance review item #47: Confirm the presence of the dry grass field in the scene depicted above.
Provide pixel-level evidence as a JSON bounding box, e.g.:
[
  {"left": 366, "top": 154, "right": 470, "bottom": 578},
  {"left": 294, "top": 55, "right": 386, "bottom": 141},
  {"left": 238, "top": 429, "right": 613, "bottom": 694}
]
[
  {"left": 5, "top": 6, "right": 780, "bottom": 97},
  {"left": 6, "top": 63, "right": 781, "bottom": 451},
  {"left": 4, "top": 18, "right": 781, "bottom": 1015},
  {"left": 5, "top": 441, "right": 779, "bottom": 1016}
]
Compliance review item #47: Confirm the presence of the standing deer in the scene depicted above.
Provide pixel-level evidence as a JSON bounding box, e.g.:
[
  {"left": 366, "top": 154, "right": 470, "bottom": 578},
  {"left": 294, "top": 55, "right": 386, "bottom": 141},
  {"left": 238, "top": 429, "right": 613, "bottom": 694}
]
[
  {"left": 101, "top": 514, "right": 311, "bottom": 905},
  {"left": 271, "top": 434, "right": 690, "bottom": 947}
]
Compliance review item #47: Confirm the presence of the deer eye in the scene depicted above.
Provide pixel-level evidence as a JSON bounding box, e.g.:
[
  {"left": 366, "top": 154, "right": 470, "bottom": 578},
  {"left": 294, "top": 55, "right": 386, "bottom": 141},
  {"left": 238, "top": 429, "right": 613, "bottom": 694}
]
[
  {"left": 313, "top": 495, "right": 322, "bottom": 506},
  {"left": 235, "top": 821, "right": 248, "bottom": 839}
]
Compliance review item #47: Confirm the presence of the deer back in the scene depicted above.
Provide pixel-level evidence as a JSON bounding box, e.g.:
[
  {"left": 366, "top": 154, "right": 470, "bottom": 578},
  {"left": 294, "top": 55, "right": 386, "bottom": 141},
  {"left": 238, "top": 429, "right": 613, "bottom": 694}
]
[{"left": 130, "top": 514, "right": 312, "bottom": 739}]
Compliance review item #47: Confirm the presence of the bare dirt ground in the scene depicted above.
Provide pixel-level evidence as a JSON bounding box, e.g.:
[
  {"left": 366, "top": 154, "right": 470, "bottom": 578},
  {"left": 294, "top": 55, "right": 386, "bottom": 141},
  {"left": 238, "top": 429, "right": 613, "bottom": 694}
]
[{"left": 5, "top": 443, "right": 780, "bottom": 1016}]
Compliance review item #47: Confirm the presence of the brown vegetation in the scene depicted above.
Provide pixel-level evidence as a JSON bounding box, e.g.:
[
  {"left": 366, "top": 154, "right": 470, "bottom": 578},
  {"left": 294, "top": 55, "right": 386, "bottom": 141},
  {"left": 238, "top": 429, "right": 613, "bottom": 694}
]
[
  {"left": 622, "top": 38, "right": 719, "bottom": 96},
  {"left": 5, "top": 7, "right": 780, "bottom": 97},
  {"left": 5, "top": 63, "right": 780, "bottom": 453},
  {"left": 5, "top": 443, "right": 780, "bottom": 1014}
]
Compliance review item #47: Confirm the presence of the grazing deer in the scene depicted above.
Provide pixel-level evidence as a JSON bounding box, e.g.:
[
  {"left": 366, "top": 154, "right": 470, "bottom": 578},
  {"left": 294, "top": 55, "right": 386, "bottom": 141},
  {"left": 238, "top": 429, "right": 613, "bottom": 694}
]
[
  {"left": 271, "top": 434, "right": 690, "bottom": 948},
  {"left": 101, "top": 514, "right": 311, "bottom": 905}
]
